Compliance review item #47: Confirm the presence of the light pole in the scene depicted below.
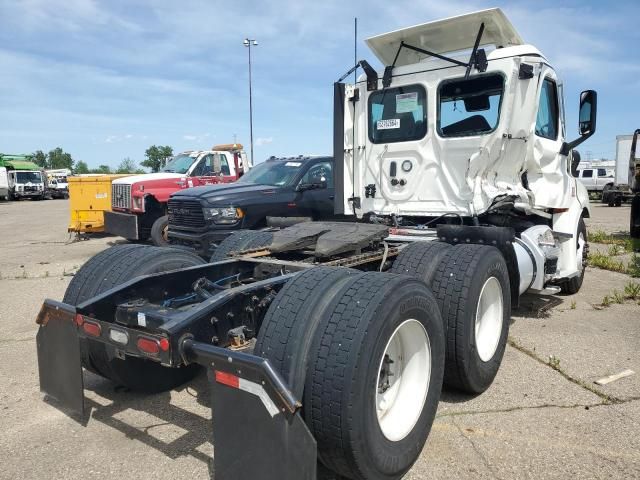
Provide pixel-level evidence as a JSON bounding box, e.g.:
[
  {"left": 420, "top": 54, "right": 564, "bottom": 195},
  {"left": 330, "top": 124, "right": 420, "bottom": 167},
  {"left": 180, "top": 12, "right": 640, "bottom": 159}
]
[{"left": 243, "top": 38, "right": 258, "bottom": 166}]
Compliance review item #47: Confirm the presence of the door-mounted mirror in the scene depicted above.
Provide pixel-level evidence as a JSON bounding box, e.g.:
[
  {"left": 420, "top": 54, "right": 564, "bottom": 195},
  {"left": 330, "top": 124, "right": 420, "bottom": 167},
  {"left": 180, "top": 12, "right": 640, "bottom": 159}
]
[
  {"left": 560, "top": 89, "right": 597, "bottom": 155},
  {"left": 578, "top": 90, "right": 597, "bottom": 136}
]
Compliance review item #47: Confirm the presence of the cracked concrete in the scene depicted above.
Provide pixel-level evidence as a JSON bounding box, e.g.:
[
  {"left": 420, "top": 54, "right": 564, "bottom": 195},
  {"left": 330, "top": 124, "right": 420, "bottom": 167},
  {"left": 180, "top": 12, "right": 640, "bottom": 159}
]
[{"left": 1, "top": 200, "right": 640, "bottom": 479}]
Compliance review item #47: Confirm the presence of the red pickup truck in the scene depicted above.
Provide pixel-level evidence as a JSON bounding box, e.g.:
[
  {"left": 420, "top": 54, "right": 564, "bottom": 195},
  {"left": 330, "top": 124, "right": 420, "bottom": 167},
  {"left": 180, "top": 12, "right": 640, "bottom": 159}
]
[{"left": 105, "top": 144, "right": 249, "bottom": 245}]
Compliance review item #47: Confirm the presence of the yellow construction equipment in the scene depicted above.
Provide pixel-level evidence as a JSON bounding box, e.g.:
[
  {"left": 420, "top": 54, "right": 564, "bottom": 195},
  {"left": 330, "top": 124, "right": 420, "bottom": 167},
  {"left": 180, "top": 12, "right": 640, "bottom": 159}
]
[{"left": 68, "top": 174, "right": 132, "bottom": 233}]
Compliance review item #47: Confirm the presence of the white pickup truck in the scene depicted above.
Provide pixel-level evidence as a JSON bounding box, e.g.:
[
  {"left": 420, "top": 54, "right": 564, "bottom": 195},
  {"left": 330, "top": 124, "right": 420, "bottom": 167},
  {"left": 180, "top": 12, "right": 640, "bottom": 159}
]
[{"left": 575, "top": 166, "right": 613, "bottom": 194}]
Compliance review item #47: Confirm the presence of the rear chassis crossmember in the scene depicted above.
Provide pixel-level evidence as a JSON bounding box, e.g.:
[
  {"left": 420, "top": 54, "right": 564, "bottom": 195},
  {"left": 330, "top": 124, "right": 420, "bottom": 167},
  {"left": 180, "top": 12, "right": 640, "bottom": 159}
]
[{"left": 36, "top": 250, "right": 386, "bottom": 479}]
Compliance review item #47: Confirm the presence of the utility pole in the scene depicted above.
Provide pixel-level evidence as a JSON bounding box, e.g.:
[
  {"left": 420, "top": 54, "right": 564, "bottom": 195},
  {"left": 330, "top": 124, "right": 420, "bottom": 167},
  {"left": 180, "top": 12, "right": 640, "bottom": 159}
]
[{"left": 243, "top": 38, "right": 258, "bottom": 165}]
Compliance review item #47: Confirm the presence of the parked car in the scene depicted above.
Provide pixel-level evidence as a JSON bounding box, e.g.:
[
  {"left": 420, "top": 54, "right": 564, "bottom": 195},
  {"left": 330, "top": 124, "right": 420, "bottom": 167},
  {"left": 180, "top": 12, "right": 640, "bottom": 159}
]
[
  {"left": 105, "top": 144, "right": 249, "bottom": 246},
  {"left": 168, "top": 155, "right": 337, "bottom": 257},
  {"left": 575, "top": 166, "right": 613, "bottom": 195}
]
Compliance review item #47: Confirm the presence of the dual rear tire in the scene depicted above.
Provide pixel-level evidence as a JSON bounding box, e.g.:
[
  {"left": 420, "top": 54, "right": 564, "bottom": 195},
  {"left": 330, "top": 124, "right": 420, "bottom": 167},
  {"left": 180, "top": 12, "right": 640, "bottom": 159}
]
[
  {"left": 392, "top": 241, "right": 511, "bottom": 394},
  {"left": 256, "top": 268, "right": 445, "bottom": 480}
]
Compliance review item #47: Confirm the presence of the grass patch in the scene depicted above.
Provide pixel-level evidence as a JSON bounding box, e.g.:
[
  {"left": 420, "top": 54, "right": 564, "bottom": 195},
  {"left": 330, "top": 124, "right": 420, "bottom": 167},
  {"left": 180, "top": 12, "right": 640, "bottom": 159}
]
[
  {"left": 624, "top": 281, "right": 640, "bottom": 300},
  {"left": 588, "top": 252, "right": 627, "bottom": 273},
  {"left": 589, "top": 230, "right": 634, "bottom": 252},
  {"left": 628, "top": 255, "right": 640, "bottom": 278}
]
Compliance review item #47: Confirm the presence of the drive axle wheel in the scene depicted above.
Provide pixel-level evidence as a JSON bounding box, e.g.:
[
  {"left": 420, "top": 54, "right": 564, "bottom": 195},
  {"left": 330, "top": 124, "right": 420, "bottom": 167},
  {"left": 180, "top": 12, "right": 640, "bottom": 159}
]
[
  {"left": 305, "top": 273, "right": 445, "bottom": 480},
  {"left": 431, "top": 244, "right": 510, "bottom": 394},
  {"left": 63, "top": 244, "right": 205, "bottom": 392},
  {"left": 389, "top": 240, "right": 452, "bottom": 286}
]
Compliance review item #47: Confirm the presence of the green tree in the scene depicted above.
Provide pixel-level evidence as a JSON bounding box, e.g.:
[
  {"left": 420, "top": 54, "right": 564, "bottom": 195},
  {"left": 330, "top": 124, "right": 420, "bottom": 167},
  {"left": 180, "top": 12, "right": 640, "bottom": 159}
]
[
  {"left": 89, "top": 165, "right": 112, "bottom": 174},
  {"left": 47, "top": 147, "right": 74, "bottom": 170},
  {"left": 32, "top": 150, "right": 48, "bottom": 168},
  {"left": 74, "top": 160, "right": 89, "bottom": 174},
  {"left": 116, "top": 157, "right": 138, "bottom": 173},
  {"left": 141, "top": 145, "right": 173, "bottom": 172}
]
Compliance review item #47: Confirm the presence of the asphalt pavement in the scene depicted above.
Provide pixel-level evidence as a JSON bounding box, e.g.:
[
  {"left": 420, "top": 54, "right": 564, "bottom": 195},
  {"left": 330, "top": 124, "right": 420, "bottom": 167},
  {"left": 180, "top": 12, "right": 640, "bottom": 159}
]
[{"left": 0, "top": 199, "right": 638, "bottom": 479}]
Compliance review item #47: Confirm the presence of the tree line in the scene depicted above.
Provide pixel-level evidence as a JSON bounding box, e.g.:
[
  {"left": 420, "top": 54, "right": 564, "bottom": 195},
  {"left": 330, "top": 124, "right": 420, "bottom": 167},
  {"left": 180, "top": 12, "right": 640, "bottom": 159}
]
[{"left": 27, "top": 145, "right": 174, "bottom": 174}]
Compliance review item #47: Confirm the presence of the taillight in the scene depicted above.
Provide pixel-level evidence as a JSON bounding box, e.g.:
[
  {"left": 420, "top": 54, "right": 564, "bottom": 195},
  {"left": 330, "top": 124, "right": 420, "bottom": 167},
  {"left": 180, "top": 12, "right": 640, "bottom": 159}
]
[
  {"left": 82, "top": 320, "right": 102, "bottom": 337},
  {"left": 137, "top": 336, "right": 160, "bottom": 354},
  {"left": 74, "top": 314, "right": 84, "bottom": 326},
  {"left": 159, "top": 338, "right": 170, "bottom": 352}
]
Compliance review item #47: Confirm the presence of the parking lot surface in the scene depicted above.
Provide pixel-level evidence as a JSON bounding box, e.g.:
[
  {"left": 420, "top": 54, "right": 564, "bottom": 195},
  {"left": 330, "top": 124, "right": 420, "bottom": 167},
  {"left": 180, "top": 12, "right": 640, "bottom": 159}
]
[{"left": 0, "top": 199, "right": 638, "bottom": 479}]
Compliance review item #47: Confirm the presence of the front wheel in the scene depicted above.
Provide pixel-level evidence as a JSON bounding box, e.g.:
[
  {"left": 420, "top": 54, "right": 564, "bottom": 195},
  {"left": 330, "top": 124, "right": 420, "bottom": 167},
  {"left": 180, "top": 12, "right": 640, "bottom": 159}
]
[
  {"left": 560, "top": 217, "right": 588, "bottom": 295},
  {"left": 150, "top": 214, "right": 169, "bottom": 247}
]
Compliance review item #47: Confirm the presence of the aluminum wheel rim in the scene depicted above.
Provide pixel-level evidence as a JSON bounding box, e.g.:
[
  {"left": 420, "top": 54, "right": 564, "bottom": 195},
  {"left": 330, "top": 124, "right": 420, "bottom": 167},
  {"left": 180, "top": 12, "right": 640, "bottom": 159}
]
[
  {"left": 475, "top": 277, "right": 503, "bottom": 363},
  {"left": 576, "top": 232, "right": 586, "bottom": 272},
  {"left": 375, "top": 319, "right": 431, "bottom": 442}
]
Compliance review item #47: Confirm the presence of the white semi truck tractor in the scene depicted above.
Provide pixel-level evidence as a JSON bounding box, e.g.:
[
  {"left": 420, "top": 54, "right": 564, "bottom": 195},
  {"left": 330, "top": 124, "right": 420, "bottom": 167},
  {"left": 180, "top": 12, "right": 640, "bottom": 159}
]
[{"left": 36, "top": 9, "right": 596, "bottom": 480}]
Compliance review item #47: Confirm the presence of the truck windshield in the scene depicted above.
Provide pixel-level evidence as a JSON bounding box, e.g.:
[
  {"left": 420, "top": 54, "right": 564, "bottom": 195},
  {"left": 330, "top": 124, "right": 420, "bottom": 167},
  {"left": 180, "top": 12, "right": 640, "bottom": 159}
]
[
  {"left": 438, "top": 74, "right": 504, "bottom": 137},
  {"left": 163, "top": 155, "right": 196, "bottom": 174},
  {"left": 16, "top": 171, "right": 43, "bottom": 183},
  {"left": 237, "top": 161, "right": 302, "bottom": 186}
]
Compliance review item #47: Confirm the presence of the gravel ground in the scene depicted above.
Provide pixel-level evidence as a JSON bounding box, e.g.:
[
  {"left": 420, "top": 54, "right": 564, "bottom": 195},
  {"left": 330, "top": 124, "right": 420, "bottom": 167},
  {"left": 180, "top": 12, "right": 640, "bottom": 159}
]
[{"left": 0, "top": 199, "right": 638, "bottom": 480}]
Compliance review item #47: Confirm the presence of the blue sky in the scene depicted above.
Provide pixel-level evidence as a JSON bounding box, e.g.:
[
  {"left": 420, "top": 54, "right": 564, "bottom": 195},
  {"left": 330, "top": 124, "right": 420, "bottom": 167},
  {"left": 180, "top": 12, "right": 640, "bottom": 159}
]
[{"left": 1, "top": 0, "right": 638, "bottom": 169}]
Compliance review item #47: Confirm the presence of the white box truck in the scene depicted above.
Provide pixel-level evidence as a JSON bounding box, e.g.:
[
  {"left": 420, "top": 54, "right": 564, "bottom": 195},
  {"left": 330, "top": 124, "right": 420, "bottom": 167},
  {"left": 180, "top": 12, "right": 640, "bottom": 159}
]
[{"left": 602, "top": 132, "right": 639, "bottom": 206}]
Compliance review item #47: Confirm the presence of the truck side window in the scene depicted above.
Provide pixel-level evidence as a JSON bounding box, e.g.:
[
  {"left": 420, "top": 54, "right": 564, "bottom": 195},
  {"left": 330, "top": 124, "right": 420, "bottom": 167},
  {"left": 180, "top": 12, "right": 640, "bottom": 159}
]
[
  {"left": 219, "top": 155, "right": 231, "bottom": 176},
  {"left": 368, "top": 85, "right": 427, "bottom": 144},
  {"left": 535, "top": 78, "right": 559, "bottom": 140},
  {"left": 597, "top": 168, "right": 607, "bottom": 177},
  {"left": 582, "top": 169, "right": 593, "bottom": 178},
  {"left": 300, "top": 162, "right": 333, "bottom": 188},
  {"left": 438, "top": 74, "right": 504, "bottom": 137}
]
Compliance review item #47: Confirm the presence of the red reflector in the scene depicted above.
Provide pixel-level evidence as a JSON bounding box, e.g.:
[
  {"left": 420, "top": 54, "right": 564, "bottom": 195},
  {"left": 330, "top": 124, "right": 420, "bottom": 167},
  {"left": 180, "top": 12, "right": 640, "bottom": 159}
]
[
  {"left": 159, "top": 338, "right": 170, "bottom": 352},
  {"left": 74, "top": 314, "right": 84, "bottom": 327},
  {"left": 82, "top": 321, "right": 101, "bottom": 337},
  {"left": 215, "top": 370, "right": 239, "bottom": 389},
  {"left": 137, "top": 337, "right": 160, "bottom": 354}
]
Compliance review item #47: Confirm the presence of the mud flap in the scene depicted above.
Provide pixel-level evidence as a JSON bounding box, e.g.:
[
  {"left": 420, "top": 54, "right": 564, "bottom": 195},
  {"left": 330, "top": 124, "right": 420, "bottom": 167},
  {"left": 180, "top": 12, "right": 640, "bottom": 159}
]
[
  {"left": 183, "top": 340, "right": 317, "bottom": 480},
  {"left": 36, "top": 300, "right": 85, "bottom": 418}
]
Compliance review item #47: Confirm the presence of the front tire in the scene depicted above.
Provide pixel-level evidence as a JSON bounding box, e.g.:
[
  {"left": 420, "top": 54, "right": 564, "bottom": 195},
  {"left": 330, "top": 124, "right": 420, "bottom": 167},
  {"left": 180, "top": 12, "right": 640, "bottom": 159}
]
[
  {"left": 150, "top": 214, "right": 169, "bottom": 247},
  {"left": 560, "top": 217, "right": 587, "bottom": 295}
]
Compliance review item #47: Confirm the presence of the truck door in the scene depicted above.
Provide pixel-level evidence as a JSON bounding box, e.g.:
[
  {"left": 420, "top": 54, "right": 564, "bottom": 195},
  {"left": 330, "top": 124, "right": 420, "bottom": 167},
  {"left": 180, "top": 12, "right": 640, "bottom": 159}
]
[
  {"left": 190, "top": 154, "right": 222, "bottom": 186},
  {"left": 581, "top": 169, "right": 594, "bottom": 189},
  {"left": 528, "top": 71, "right": 571, "bottom": 208},
  {"left": 217, "top": 154, "right": 235, "bottom": 183},
  {"left": 295, "top": 161, "right": 335, "bottom": 219},
  {"left": 596, "top": 168, "right": 610, "bottom": 189}
]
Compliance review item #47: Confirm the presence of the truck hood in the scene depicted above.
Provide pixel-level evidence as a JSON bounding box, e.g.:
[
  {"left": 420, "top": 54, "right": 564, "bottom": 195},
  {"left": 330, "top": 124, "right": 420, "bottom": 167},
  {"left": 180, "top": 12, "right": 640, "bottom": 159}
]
[
  {"left": 112, "top": 172, "right": 184, "bottom": 185},
  {"left": 171, "top": 183, "right": 283, "bottom": 204}
]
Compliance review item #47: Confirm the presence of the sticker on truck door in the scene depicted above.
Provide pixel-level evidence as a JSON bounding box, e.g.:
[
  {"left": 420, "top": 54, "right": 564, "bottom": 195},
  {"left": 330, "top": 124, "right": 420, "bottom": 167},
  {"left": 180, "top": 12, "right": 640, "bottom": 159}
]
[
  {"left": 396, "top": 92, "right": 418, "bottom": 113},
  {"left": 377, "top": 119, "right": 400, "bottom": 130}
]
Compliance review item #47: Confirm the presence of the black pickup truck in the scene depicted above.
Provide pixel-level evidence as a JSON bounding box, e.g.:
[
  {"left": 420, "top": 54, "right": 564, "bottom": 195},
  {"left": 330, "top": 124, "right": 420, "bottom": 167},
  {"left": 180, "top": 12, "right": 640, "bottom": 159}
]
[{"left": 167, "top": 156, "right": 337, "bottom": 257}]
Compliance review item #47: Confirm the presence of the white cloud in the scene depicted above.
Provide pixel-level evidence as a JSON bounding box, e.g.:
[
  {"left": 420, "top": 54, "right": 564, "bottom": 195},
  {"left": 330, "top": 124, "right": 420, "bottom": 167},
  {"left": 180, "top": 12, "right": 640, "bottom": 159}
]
[{"left": 255, "top": 137, "right": 274, "bottom": 147}]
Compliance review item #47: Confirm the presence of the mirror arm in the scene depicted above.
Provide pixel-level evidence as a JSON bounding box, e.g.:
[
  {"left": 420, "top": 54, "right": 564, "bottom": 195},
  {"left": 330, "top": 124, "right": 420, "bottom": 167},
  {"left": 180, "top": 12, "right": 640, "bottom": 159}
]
[{"left": 560, "top": 131, "right": 594, "bottom": 156}]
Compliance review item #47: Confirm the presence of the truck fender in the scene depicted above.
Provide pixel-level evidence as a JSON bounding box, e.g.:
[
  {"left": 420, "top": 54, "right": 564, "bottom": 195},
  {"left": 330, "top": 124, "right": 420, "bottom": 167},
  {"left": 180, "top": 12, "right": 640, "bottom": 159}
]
[{"left": 552, "top": 200, "right": 588, "bottom": 279}]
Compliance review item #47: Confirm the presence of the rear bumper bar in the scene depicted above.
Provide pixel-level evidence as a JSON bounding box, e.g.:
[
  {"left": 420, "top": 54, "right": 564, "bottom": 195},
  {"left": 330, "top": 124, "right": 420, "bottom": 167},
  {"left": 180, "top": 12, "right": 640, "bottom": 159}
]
[{"left": 35, "top": 300, "right": 318, "bottom": 480}]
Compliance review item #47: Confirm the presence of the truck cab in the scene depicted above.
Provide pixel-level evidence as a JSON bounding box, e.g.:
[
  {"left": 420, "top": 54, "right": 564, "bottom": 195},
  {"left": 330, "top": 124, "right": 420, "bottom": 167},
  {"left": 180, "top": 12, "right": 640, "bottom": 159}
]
[
  {"left": 7, "top": 166, "right": 46, "bottom": 200},
  {"left": 336, "top": 8, "right": 596, "bottom": 290},
  {"left": 105, "top": 144, "right": 250, "bottom": 245}
]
